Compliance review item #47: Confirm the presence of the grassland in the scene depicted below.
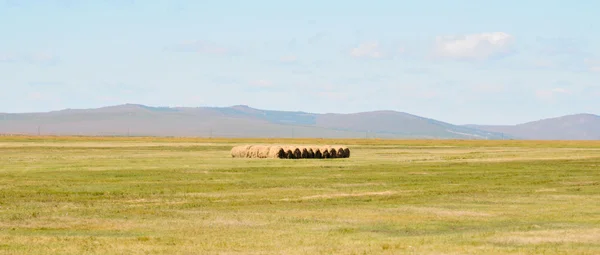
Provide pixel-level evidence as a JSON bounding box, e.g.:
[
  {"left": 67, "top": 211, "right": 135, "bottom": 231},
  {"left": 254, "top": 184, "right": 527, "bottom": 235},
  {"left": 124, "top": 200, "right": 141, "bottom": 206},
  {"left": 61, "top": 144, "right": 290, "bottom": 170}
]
[{"left": 1, "top": 136, "right": 599, "bottom": 254}]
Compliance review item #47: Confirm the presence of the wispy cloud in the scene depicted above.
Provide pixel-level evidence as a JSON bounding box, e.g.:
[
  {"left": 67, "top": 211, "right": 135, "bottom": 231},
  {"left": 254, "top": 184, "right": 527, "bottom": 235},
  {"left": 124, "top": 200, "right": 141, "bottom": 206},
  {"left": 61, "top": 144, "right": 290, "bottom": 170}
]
[
  {"left": 531, "top": 58, "right": 556, "bottom": 68},
  {"left": 535, "top": 37, "right": 586, "bottom": 56},
  {"left": 250, "top": 79, "right": 273, "bottom": 88},
  {"left": 0, "top": 52, "right": 59, "bottom": 65},
  {"left": 26, "top": 53, "right": 60, "bottom": 65},
  {"left": 535, "top": 88, "right": 571, "bottom": 100},
  {"left": 317, "top": 91, "right": 349, "bottom": 100},
  {"left": 28, "top": 81, "right": 65, "bottom": 87},
  {"left": 584, "top": 58, "right": 600, "bottom": 72},
  {"left": 351, "top": 42, "right": 384, "bottom": 58},
  {"left": 165, "top": 40, "right": 233, "bottom": 55},
  {"left": 433, "top": 32, "right": 515, "bottom": 61},
  {"left": 280, "top": 55, "right": 298, "bottom": 63},
  {"left": 308, "top": 32, "right": 327, "bottom": 45},
  {"left": 0, "top": 53, "right": 17, "bottom": 63},
  {"left": 472, "top": 83, "right": 505, "bottom": 93}
]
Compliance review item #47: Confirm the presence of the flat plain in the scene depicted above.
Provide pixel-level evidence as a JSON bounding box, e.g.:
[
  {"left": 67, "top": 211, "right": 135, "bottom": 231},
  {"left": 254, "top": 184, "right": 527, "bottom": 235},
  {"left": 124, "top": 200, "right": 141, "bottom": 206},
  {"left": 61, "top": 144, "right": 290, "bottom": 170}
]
[{"left": 1, "top": 136, "right": 599, "bottom": 254}]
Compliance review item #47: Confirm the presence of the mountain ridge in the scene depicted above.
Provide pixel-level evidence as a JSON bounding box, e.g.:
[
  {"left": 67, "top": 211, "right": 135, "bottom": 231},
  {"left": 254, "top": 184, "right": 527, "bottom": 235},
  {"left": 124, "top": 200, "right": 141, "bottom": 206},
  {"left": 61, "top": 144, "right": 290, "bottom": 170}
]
[{"left": 0, "top": 104, "right": 598, "bottom": 140}]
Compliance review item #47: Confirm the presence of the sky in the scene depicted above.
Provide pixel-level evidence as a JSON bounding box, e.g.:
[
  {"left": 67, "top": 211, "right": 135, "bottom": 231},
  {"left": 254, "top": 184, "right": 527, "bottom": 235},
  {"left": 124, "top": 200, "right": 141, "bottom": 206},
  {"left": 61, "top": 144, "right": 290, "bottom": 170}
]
[{"left": 1, "top": 0, "right": 599, "bottom": 125}]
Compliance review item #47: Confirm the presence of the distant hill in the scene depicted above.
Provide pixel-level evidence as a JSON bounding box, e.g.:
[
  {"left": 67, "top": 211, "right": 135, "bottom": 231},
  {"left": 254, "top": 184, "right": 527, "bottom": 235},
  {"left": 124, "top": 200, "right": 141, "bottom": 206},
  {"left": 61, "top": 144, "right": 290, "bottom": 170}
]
[
  {"left": 0, "top": 104, "right": 504, "bottom": 139},
  {"left": 467, "top": 114, "right": 600, "bottom": 140}
]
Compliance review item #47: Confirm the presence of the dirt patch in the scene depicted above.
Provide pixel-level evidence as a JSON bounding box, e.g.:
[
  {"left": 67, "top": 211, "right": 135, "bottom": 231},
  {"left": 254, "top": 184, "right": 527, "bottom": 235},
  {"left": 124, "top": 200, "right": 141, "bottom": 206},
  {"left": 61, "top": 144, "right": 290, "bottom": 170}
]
[
  {"left": 281, "top": 191, "right": 396, "bottom": 201},
  {"left": 331, "top": 182, "right": 386, "bottom": 187},
  {"left": 397, "top": 206, "right": 493, "bottom": 217},
  {"left": 490, "top": 228, "right": 600, "bottom": 244}
]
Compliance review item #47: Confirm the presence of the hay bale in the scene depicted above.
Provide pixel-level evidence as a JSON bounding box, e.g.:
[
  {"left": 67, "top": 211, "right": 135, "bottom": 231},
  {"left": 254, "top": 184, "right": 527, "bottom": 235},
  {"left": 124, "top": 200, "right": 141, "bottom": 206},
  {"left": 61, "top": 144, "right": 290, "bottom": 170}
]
[
  {"left": 300, "top": 147, "right": 309, "bottom": 158},
  {"left": 246, "top": 145, "right": 258, "bottom": 158},
  {"left": 307, "top": 148, "right": 315, "bottom": 158},
  {"left": 321, "top": 146, "right": 330, "bottom": 158},
  {"left": 268, "top": 146, "right": 285, "bottom": 158},
  {"left": 232, "top": 144, "right": 347, "bottom": 159},
  {"left": 336, "top": 147, "right": 346, "bottom": 158},
  {"left": 326, "top": 146, "right": 337, "bottom": 158},
  {"left": 284, "top": 146, "right": 295, "bottom": 159},
  {"left": 244, "top": 145, "right": 254, "bottom": 157},
  {"left": 256, "top": 145, "right": 271, "bottom": 158},
  {"left": 313, "top": 147, "right": 322, "bottom": 158},
  {"left": 293, "top": 147, "right": 302, "bottom": 159},
  {"left": 231, "top": 145, "right": 251, "bottom": 158}
]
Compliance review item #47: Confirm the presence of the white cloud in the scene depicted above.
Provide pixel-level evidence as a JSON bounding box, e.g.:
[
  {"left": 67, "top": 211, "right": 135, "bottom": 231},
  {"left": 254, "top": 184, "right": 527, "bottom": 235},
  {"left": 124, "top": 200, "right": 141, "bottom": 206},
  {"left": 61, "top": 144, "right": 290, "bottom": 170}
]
[
  {"left": 434, "top": 32, "right": 514, "bottom": 61},
  {"left": 280, "top": 55, "right": 297, "bottom": 63},
  {"left": 0, "top": 52, "right": 58, "bottom": 65},
  {"left": 584, "top": 58, "right": 600, "bottom": 73},
  {"left": 351, "top": 42, "right": 383, "bottom": 58},
  {"left": 0, "top": 53, "right": 17, "bottom": 62},
  {"left": 26, "top": 53, "right": 59, "bottom": 65},
  {"left": 250, "top": 79, "right": 273, "bottom": 88},
  {"left": 317, "top": 91, "right": 348, "bottom": 100},
  {"left": 166, "top": 40, "right": 230, "bottom": 54},
  {"left": 535, "top": 88, "right": 570, "bottom": 100},
  {"left": 532, "top": 58, "right": 555, "bottom": 68},
  {"left": 472, "top": 83, "right": 505, "bottom": 93}
]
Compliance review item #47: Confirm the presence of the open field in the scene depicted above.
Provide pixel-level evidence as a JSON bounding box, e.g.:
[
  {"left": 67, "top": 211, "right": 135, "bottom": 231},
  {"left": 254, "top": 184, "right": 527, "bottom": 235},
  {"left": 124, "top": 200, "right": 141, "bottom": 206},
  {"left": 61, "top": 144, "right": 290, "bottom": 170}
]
[{"left": 1, "top": 136, "right": 599, "bottom": 254}]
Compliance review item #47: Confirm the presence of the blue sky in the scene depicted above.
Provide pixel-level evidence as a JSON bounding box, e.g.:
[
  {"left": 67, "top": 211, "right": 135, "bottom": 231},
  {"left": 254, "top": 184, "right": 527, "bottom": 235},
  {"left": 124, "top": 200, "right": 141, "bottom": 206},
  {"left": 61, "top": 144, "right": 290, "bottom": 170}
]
[{"left": 1, "top": 0, "right": 599, "bottom": 125}]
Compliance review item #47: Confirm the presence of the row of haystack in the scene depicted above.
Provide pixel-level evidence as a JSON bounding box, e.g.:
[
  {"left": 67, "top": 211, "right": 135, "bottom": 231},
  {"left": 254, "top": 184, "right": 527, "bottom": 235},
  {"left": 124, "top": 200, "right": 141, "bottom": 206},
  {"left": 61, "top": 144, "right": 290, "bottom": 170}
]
[{"left": 231, "top": 145, "right": 350, "bottom": 159}]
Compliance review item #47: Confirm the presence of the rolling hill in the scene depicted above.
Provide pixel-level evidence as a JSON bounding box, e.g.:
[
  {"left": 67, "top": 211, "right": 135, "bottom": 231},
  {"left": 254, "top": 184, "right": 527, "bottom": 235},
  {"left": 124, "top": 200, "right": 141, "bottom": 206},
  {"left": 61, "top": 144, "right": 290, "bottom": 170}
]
[
  {"left": 468, "top": 114, "right": 600, "bottom": 140},
  {"left": 0, "top": 104, "right": 505, "bottom": 139}
]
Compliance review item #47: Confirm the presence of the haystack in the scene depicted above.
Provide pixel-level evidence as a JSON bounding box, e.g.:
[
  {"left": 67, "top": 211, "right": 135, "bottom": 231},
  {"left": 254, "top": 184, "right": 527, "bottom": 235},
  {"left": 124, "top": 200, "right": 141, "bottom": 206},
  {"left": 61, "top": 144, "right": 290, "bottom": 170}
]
[
  {"left": 313, "top": 147, "right": 322, "bottom": 158},
  {"left": 256, "top": 145, "right": 271, "bottom": 158},
  {"left": 321, "top": 146, "right": 330, "bottom": 158},
  {"left": 307, "top": 148, "right": 315, "bottom": 158},
  {"left": 284, "top": 147, "right": 295, "bottom": 159},
  {"left": 336, "top": 147, "right": 346, "bottom": 158},
  {"left": 231, "top": 144, "right": 349, "bottom": 159},
  {"left": 231, "top": 145, "right": 251, "bottom": 158},
  {"left": 300, "top": 147, "right": 309, "bottom": 158},
  {"left": 268, "top": 146, "right": 286, "bottom": 158},
  {"left": 293, "top": 147, "right": 302, "bottom": 159},
  {"left": 328, "top": 147, "right": 338, "bottom": 158},
  {"left": 246, "top": 145, "right": 260, "bottom": 158}
]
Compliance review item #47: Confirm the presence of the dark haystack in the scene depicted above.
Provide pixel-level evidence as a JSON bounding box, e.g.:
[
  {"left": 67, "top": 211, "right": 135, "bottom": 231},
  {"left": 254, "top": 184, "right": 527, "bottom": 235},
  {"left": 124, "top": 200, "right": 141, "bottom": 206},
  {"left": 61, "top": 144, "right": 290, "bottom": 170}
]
[
  {"left": 300, "top": 147, "right": 309, "bottom": 158},
  {"left": 328, "top": 148, "right": 337, "bottom": 158},
  {"left": 268, "top": 146, "right": 286, "bottom": 159},
  {"left": 285, "top": 147, "right": 295, "bottom": 159},
  {"left": 336, "top": 147, "right": 346, "bottom": 158},
  {"left": 231, "top": 144, "right": 349, "bottom": 159},
  {"left": 293, "top": 147, "right": 302, "bottom": 159},
  {"left": 307, "top": 148, "right": 315, "bottom": 158},
  {"left": 321, "top": 146, "right": 330, "bottom": 158},
  {"left": 313, "top": 148, "right": 323, "bottom": 158}
]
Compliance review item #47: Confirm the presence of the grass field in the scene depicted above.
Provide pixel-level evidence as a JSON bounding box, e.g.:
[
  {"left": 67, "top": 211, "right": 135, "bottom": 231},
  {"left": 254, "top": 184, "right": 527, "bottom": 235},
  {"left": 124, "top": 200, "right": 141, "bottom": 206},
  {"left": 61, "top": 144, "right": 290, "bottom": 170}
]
[{"left": 1, "top": 136, "right": 599, "bottom": 254}]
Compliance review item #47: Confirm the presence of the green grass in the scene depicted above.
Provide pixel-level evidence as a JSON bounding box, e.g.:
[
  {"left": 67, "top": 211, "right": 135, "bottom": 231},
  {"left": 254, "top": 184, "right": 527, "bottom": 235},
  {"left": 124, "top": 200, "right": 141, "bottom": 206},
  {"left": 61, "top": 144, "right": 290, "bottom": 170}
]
[{"left": 1, "top": 137, "right": 599, "bottom": 254}]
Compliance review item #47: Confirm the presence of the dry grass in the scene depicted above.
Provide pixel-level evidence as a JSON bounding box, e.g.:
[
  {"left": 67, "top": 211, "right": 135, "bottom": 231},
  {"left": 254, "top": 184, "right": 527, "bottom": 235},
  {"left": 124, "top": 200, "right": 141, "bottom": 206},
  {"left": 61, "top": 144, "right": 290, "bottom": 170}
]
[
  {"left": 490, "top": 228, "right": 600, "bottom": 244},
  {"left": 1, "top": 136, "right": 599, "bottom": 254}
]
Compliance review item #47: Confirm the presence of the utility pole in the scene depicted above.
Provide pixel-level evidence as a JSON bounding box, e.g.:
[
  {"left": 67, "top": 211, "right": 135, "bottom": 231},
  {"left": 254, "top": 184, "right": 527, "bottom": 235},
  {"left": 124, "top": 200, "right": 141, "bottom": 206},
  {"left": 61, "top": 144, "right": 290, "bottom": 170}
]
[
  {"left": 37, "top": 125, "right": 41, "bottom": 136},
  {"left": 209, "top": 128, "right": 213, "bottom": 139}
]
